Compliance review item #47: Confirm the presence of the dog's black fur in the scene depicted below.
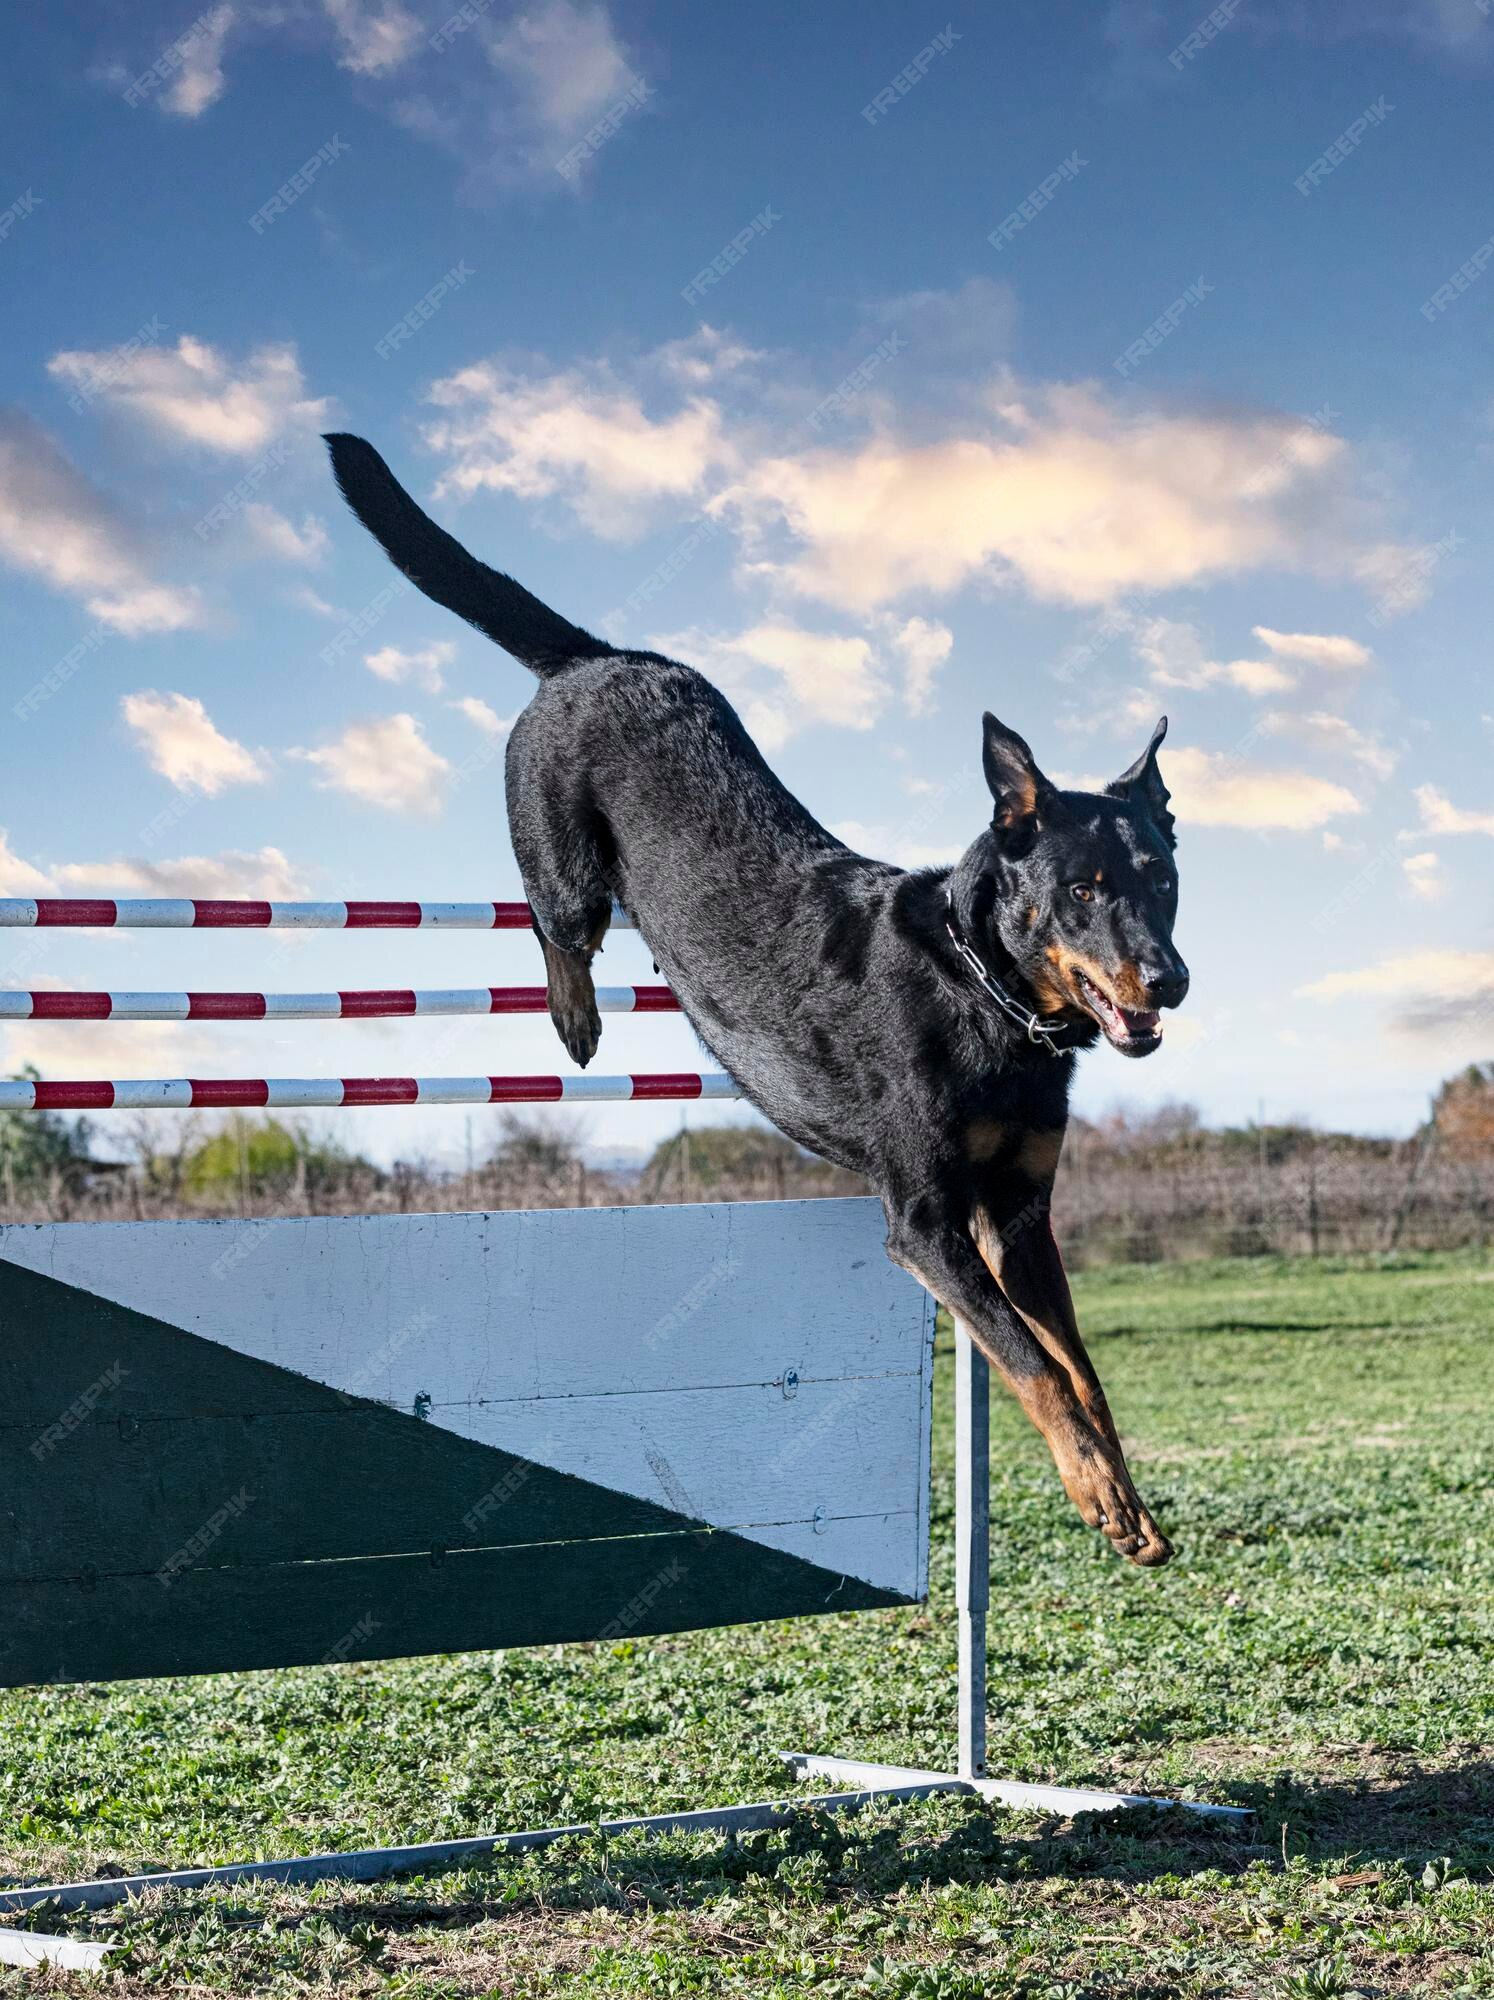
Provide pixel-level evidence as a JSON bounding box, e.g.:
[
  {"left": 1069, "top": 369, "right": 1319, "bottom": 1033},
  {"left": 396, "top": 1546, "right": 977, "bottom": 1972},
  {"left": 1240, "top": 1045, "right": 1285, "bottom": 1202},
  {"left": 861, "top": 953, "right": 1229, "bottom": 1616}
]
[{"left": 325, "top": 433, "right": 1191, "bottom": 1566}]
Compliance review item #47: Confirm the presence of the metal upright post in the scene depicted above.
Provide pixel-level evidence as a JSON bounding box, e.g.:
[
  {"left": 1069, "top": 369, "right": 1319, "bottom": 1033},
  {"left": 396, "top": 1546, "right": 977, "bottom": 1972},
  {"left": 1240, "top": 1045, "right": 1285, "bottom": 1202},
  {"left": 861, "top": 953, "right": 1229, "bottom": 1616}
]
[
  {"left": 781, "top": 1305, "right": 1249, "bottom": 1826},
  {"left": 953, "top": 1316, "right": 989, "bottom": 1781}
]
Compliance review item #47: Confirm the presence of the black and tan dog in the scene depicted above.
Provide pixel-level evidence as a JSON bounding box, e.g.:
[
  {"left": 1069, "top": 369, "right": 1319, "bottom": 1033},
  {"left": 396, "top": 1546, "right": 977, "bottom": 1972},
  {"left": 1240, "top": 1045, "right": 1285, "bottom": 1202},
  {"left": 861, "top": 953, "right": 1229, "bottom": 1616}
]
[{"left": 326, "top": 434, "right": 1190, "bottom": 1568}]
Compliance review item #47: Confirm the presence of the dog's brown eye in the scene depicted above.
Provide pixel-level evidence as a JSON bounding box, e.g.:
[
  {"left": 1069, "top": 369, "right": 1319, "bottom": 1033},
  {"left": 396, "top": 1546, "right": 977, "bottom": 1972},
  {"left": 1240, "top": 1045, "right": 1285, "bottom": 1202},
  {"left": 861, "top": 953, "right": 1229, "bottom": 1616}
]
[{"left": 1069, "top": 883, "right": 1094, "bottom": 903}]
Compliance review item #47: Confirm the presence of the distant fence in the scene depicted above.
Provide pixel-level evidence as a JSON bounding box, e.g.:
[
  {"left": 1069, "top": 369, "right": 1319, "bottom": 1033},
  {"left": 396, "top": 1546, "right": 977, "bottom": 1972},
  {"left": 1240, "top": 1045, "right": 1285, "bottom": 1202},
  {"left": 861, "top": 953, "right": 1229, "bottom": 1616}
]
[
  {"left": 3, "top": 1137, "right": 1487, "bottom": 1260},
  {"left": 1051, "top": 1138, "right": 1494, "bottom": 1262}
]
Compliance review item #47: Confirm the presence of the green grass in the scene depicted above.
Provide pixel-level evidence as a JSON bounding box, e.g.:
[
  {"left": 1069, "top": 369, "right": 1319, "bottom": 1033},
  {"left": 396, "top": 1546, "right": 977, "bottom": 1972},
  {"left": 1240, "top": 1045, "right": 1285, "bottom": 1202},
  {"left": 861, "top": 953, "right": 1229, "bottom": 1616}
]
[{"left": 3, "top": 1251, "right": 1491, "bottom": 1996}]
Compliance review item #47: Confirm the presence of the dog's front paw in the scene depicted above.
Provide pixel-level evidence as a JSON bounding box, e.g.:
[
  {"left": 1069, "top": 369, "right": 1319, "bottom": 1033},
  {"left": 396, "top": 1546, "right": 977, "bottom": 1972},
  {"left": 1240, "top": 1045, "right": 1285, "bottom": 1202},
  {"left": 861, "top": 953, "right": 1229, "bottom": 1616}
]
[{"left": 1055, "top": 1429, "right": 1174, "bottom": 1567}]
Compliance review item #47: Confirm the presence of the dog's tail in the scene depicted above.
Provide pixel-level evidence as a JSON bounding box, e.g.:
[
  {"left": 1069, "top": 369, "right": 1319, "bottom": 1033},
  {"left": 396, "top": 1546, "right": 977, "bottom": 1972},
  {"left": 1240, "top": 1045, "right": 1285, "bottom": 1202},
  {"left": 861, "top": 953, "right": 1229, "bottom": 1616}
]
[{"left": 323, "top": 432, "right": 611, "bottom": 677}]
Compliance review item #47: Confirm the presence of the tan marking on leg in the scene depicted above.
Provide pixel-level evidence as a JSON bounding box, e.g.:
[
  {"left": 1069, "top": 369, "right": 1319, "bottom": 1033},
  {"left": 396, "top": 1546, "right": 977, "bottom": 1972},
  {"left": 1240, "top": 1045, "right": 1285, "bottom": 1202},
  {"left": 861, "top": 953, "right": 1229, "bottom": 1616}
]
[
  {"left": 1016, "top": 1127, "right": 1065, "bottom": 1181},
  {"left": 965, "top": 1118, "right": 1010, "bottom": 1164},
  {"left": 971, "top": 1199, "right": 1119, "bottom": 1449},
  {"left": 893, "top": 1236, "right": 1171, "bottom": 1567}
]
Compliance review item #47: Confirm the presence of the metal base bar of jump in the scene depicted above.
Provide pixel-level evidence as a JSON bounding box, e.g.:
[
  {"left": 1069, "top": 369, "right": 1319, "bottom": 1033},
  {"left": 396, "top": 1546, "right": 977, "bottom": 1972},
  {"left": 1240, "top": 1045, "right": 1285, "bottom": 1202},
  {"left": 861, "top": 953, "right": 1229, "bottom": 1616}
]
[
  {"left": 788, "top": 1325, "right": 1248, "bottom": 1824},
  {"left": 0, "top": 1317, "right": 1246, "bottom": 1968}
]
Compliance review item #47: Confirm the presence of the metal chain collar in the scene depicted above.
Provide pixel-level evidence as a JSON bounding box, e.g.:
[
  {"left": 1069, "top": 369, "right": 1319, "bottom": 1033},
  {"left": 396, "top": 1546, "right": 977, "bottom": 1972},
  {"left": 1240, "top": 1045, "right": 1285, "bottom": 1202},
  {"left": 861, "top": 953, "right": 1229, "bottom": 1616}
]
[{"left": 943, "top": 896, "right": 1073, "bottom": 1059}]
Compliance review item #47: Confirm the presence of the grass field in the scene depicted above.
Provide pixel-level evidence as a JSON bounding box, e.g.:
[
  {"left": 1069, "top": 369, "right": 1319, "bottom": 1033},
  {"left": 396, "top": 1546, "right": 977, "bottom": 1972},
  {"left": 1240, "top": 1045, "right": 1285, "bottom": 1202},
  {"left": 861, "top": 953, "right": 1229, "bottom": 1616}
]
[{"left": 3, "top": 1251, "right": 1491, "bottom": 1997}]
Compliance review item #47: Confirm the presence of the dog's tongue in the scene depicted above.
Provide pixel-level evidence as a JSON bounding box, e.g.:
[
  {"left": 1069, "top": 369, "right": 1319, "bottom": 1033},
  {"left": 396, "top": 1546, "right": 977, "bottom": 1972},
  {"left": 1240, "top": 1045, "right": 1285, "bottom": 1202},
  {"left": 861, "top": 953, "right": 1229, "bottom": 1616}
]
[{"left": 1117, "top": 1005, "right": 1160, "bottom": 1038}]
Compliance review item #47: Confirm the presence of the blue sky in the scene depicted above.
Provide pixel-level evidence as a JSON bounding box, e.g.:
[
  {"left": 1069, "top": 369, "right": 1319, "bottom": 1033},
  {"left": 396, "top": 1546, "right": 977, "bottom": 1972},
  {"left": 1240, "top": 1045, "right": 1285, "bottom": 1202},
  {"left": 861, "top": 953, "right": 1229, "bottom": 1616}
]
[{"left": 2, "top": 0, "right": 1492, "bottom": 1165}]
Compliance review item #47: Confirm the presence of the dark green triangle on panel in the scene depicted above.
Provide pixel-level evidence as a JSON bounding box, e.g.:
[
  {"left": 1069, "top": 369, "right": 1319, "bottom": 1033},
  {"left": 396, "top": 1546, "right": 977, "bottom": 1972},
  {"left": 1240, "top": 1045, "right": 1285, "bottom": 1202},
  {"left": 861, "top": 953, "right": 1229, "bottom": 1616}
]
[{"left": 0, "top": 1258, "right": 911, "bottom": 1688}]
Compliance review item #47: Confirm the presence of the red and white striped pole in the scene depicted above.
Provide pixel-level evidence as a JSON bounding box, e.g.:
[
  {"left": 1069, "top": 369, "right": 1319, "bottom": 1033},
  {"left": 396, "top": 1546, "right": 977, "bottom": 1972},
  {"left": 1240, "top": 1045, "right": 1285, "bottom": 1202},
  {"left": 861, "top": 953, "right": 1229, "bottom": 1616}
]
[
  {"left": 0, "top": 986, "right": 679, "bottom": 1022},
  {"left": 0, "top": 898, "right": 634, "bottom": 931},
  {"left": 0, "top": 1074, "right": 740, "bottom": 1112}
]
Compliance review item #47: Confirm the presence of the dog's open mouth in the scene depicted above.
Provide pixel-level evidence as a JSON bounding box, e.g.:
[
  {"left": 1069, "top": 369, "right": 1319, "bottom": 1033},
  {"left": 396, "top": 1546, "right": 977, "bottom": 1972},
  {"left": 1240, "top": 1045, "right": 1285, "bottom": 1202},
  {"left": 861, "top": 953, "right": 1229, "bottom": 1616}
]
[{"left": 1075, "top": 971, "right": 1162, "bottom": 1055}]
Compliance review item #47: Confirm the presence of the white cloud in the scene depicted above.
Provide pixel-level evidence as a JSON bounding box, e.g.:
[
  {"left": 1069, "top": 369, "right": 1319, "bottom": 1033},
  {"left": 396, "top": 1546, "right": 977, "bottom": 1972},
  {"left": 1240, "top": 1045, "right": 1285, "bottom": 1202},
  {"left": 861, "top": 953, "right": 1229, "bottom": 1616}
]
[
  {"left": 1219, "top": 657, "right": 1295, "bottom": 695},
  {"left": 0, "top": 830, "right": 52, "bottom": 896},
  {"left": 1116, "top": 614, "right": 1294, "bottom": 698},
  {"left": 54, "top": 845, "right": 307, "bottom": 900},
  {"left": 1353, "top": 542, "right": 1441, "bottom": 616},
  {"left": 651, "top": 622, "right": 890, "bottom": 751},
  {"left": 488, "top": 0, "right": 635, "bottom": 138},
  {"left": 1402, "top": 851, "right": 1447, "bottom": 901},
  {"left": 416, "top": 346, "right": 1421, "bottom": 625},
  {"left": 244, "top": 504, "right": 328, "bottom": 565},
  {"left": 828, "top": 820, "right": 962, "bottom": 867},
  {"left": 424, "top": 357, "right": 731, "bottom": 538},
  {"left": 1413, "top": 783, "right": 1494, "bottom": 837},
  {"left": 1298, "top": 945, "right": 1494, "bottom": 1042},
  {"left": 290, "top": 585, "right": 346, "bottom": 619},
  {"left": 1262, "top": 709, "right": 1398, "bottom": 779},
  {"left": 1163, "top": 745, "right": 1364, "bottom": 832},
  {"left": 885, "top": 616, "right": 953, "bottom": 713},
  {"left": 1300, "top": 950, "right": 1494, "bottom": 1003},
  {"left": 1252, "top": 626, "right": 1371, "bottom": 669},
  {"left": 712, "top": 385, "right": 1395, "bottom": 614},
  {"left": 294, "top": 713, "right": 451, "bottom": 815},
  {"left": 654, "top": 326, "right": 763, "bottom": 386},
  {"left": 323, "top": 0, "right": 420, "bottom": 74},
  {"left": 449, "top": 695, "right": 514, "bottom": 736},
  {"left": 0, "top": 409, "right": 202, "bottom": 634},
  {"left": 47, "top": 336, "right": 329, "bottom": 455},
  {"left": 160, "top": 3, "right": 236, "bottom": 115},
  {"left": 121, "top": 691, "right": 269, "bottom": 795},
  {"left": 364, "top": 641, "right": 456, "bottom": 692}
]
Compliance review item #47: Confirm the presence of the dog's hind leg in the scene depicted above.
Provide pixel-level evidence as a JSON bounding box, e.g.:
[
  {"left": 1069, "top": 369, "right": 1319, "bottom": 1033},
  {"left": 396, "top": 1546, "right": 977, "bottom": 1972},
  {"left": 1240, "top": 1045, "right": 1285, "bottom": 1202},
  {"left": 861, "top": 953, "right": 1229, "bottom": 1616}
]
[
  {"left": 507, "top": 761, "right": 615, "bottom": 1067},
  {"left": 535, "top": 915, "right": 608, "bottom": 1068}
]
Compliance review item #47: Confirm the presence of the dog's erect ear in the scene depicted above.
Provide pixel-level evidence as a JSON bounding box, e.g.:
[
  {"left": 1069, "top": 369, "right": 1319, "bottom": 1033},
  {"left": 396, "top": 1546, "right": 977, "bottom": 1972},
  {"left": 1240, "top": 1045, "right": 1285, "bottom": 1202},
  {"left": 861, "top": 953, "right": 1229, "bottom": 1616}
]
[
  {"left": 982, "top": 712, "right": 1055, "bottom": 833},
  {"left": 1106, "top": 715, "right": 1176, "bottom": 847}
]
